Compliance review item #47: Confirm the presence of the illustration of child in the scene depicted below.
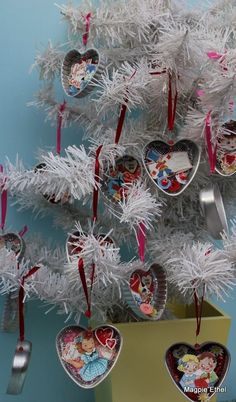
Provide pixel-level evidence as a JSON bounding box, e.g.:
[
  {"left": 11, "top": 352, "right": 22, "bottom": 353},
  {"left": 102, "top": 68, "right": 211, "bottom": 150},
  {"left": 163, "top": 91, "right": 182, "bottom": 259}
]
[
  {"left": 194, "top": 352, "right": 218, "bottom": 388},
  {"left": 68, "top": 332, "right": 109, "bottom": 382},
  {"left": 177, "top": 354, "right": 199, "bottom": 389},
  {"left": 217, "top": 134, "right": 236, "bottom": 174}
]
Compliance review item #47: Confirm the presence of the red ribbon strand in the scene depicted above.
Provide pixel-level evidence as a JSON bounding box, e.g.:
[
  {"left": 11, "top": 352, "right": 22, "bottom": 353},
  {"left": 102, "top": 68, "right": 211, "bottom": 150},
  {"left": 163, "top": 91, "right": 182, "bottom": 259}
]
[
  {"left": 168, "top": 73, "right": 178, "bottom": 131},
  {"left": 82, "top": 13, "right": 92, "bottom": 47},
  {"left": 115, "top": 101, "right": 128, "bottom": 145},
  {"left": 56, "top": 101, "right": 66, "bottom": 155},
  {"left": 19, "top": 225, "right": 28, "bottom": 238},
  {"left": 19, "top": 266, "right": 40, "bottom": 342},
  {"left": 78, "top": 259, "right": 96, "bottom": 318},
  {"left": 0, "top": 165, "right": 7, "bottom": 231},
  {"left": 92, "top": 145, "right": 103, "bottom": 222},
  {"left": 205, "top": 111, "right": 217, "bottom": 173},
  {"left": 193, "top": 286, "right": 205, "bottom": 341}
]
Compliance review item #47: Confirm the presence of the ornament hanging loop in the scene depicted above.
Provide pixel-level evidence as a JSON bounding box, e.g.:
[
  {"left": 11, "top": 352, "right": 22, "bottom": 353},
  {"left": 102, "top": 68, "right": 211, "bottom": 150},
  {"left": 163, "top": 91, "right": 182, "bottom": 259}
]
[
  {"left": 82, "top": 12, "right": 92, "bottom": 49},
  {"left": 193, "top": 284, "right": 205, "bottom": 347}
]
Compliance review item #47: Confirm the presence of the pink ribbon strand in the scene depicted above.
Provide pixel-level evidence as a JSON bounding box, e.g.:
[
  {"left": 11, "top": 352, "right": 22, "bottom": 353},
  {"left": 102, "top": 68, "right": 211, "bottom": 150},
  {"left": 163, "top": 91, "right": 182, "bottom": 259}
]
[
  {"left": 137, "top": 222, "right": 146, "bottom": 263},
  {"left": 0, "top": 164, "right": 7, "bottom": 231},
  {"left": 82, "top": 13, "right": 92, "bottom": 47}
]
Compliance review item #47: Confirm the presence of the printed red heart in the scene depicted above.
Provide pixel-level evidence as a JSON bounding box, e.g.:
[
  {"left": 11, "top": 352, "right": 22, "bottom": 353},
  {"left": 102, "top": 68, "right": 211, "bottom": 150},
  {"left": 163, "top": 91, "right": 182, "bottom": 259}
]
[
  {"left": 106, "top": 338, "right": 117, "bottom": 350},
  {"left": 165, "top": 342, "right": 230, "bottom": 401},
  {"left": 95, "top": 328, "right": 114, "bottom": 347},
  {"left": 56, "top": 325, "right": 122, "bottom": 389}
]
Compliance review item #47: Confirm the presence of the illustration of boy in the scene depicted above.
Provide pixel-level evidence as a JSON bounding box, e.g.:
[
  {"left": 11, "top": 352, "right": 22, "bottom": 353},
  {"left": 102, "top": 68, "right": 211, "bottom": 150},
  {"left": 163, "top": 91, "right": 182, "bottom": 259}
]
[{"left": 195, "top": 352, "right": 218, "bottom": 388}]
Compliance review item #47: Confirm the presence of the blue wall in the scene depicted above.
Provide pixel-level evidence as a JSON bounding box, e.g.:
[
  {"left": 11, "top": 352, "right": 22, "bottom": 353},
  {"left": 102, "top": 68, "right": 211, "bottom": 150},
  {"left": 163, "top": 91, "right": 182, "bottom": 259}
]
[
  {"left": 0, "top": 1, "right": 93, "bottom": 401},
  {"left": 0, "top": 1, "right": 235, "bottom": 402}
]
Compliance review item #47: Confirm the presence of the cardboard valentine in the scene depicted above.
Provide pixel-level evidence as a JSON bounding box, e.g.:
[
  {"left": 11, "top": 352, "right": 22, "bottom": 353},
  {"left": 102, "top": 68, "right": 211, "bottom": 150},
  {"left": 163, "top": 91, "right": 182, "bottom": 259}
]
[
  {"left": 56, "top": 325, "right": 122, "bottom": 389},
  {"left": 165, "top": 342, "right": 230, "bottom": 401}
]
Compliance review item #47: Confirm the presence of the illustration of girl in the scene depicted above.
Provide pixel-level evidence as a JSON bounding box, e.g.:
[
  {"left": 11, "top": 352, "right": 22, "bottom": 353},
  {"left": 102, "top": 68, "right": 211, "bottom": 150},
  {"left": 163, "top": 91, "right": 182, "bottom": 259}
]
[
  {"left": 68, "top": 332, "right": 109, "bottom": 382},
  {"left": 177, "top": 354, "right": 199, "bottom": 389},
  {"left": 217, "top": 133, "right": 236, "bottom": 174}
]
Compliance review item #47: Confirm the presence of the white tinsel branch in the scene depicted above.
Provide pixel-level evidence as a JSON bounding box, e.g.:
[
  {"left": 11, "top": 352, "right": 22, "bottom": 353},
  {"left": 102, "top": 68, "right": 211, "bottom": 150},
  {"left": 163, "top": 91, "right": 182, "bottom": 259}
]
[
  {"left": 166, "top": 242, "right": 235, "bottom": 302},
  {"left": 108, "top": 181, "right": 162, "bottom": 234}
]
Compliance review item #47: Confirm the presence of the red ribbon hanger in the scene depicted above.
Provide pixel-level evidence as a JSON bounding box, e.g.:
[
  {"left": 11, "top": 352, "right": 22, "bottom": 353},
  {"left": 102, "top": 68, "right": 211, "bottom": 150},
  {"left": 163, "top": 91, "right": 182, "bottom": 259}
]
[
  {"left": 18, "top": 266, "right": 40, "bottom": 342},
  {"left": 82, "top": 12, "right": 92, "bottom": 47},
  {"left": 77, "top": 143, "right": 103, "bottom": 318},
  {"left": 92, "top": 145, "right": 103, "bottom": 222},
  {"left": 205, "top": 111, "right": 217, "bottom": 174},
  {"left": 0, "top": 165, "right": 8, "bottom": 232},
  {"left": 194, "top": 285, "right": 205, "bottom": 347},
  {"left": 56, "top": 101, "right": 66, "bottom": 156},
  {"left": 114, "top": 69, "right": 137, "bottom": 145},
  {"left": 168, "top": 72, "right": 178, "bottom": 131},
  {"left": 137, "top": 222, "right": 146, "bottom": 263}
]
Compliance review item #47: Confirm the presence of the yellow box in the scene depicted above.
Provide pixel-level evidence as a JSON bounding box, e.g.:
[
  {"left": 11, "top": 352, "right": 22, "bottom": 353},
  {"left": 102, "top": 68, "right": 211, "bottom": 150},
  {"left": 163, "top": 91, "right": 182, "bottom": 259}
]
[{"left": 95, "top": 302, "right": 231, "bottom": 402}]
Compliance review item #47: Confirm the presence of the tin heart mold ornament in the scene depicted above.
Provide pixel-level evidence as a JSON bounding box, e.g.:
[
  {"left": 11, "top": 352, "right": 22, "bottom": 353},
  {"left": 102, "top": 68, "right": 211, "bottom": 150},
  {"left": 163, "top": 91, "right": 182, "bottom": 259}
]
[
  {"left": 123, "top": 263, "right": 167, "bottom": 320},
  {"left": 61, "top": 49, "right": 106, "bottom": 98},
  {"left": 0, "top": 233, "right": 25, "bottom": 333},
  {"left": 143, "top": 140, "right": 201, "bottom": 196},
  {"left": 216, "top": 120, "right": 236, "bottom": 176},
  {"left": 56, "top": 325, "right": 122, "bottom": 389},
  {"left": 0, "top": 232, "right": 25, "bottom": 261},
  {"left": 165, "top": 342, "right": 230, "bottom": 401},
  {"left": 101, "top": 155, "right": 142, "bottom": 203},
  {"left": 199, "top": 184, "right": 228, "bottom": 239}
]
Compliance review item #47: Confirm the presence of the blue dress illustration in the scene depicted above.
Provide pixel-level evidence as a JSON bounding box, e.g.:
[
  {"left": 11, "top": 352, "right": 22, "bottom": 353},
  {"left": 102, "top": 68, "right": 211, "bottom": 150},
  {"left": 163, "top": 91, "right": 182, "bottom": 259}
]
[
  {"left": 179, "top": 373, "right": 197, "bottom": 389},
  {"left": 79, "top": 350, "right": 108, "bottom": 382}
]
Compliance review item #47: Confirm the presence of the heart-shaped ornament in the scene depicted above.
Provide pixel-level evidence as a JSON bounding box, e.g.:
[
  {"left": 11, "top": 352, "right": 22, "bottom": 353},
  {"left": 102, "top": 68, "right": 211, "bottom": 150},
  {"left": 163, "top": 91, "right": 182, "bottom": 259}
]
[
  {"left": 0, "top": 233, "right": 25, "bottom": 262},
  {"left": 101, "top": 155, "right": 142, "bottom": 204},
  {"left": 216, "top": 120, "right": 236, "bottom": 176},
  {"left": 123, "top": 263, "right": 167, "bottom": 320},
  {"left": 66, "top": 231, "right": 115, "bottom": 262},
  {"left": 165, "top": 342, "right": 230, "bottom": 401},
  {"left": 143, "top": 140, "right": 201, "bottom": 196},
  {"left": 56, "top": 325, "right": 122, "bottom": 389},
  {"left": 61, "top": 48, "right": 105, "bottom": 98}
]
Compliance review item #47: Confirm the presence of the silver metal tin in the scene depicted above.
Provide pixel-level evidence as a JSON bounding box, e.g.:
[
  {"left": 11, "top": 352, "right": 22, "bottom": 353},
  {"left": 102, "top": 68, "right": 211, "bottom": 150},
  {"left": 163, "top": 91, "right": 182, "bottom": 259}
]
[
  {"left": 56, "top": 324, "right": 123, "bottom": 389},
  {"left": 61, "top": 48, "right": 106, "bottom": 98},
  {"left": 142, "top": 139, "right": 201, "bottom": 196},
  {"left": 165, "top": 341, "right": 230, "bottom": 402},
  {"left": 7, "top": 340, "right": 32, "bottom": 394},
  {"left": 199, "top": 184, "right": 228, "bottom": 239},
  {"left": 122, "top": 263, "right": 167, "bottom": 321}
]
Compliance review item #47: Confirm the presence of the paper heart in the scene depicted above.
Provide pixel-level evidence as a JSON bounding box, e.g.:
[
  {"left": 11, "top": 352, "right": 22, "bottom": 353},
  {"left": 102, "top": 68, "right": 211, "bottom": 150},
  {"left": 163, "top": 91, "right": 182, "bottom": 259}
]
[
  {"left": 101, "top": 155, "right": 142, "bottom": 203},
  {"left": 143, "top": 140, "right": 201, "bottom": 196},
  {"left": 56, "top": 325, "right": 122, "bottom": 389},
  {"left": 61, "top": 48, "right": 105, "bottom": 98},
  {"left": 95, "top": 327, "right": 114, "bottom": 347},
  {"left": 123, "top": 263, "right": 167, "bottom": 321},
  {"left": 0, "top": 233, "right": 25, "bottom": 261},
  {"left": 165, "top": 342, "right": 230, "bottom": 401},
  {"left": 106, "top": 339, "right": 117, "bottom": 350}
]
